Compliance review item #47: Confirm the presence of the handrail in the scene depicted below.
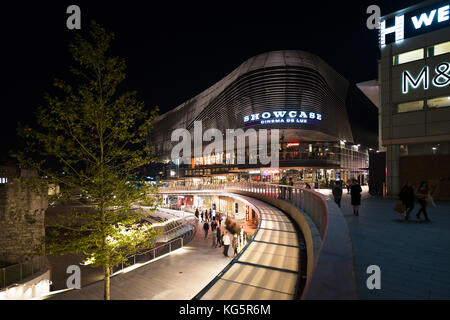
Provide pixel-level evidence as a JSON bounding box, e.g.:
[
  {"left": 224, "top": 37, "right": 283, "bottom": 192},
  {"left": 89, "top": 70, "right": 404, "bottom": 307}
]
[
  {"left": 158, "top": 182, "right": 356, "bottom": 299},
  {"left": 0, "top": 256, "right": 46, "bottom": 290},
  {"left": 159, "top": 182, "right": 327, "bottom": 238},
  {"left": 112, "top": 237, "right": 187, "bottom": 275}
]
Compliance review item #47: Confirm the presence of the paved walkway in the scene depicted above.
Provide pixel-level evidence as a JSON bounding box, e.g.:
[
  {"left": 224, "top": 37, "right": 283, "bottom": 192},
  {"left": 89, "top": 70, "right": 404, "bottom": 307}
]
[
  {"left": 47, "top": 193, "right": 303, "bottom": 300},
  {"left": 47, "top": 220, "right": 233, "bottom": 300},
  {"left": 332, "top": 189, "right": 450, "bottom": 299},
  {"left": 199, "top": 196, "right": 302, "bottom": 300}
]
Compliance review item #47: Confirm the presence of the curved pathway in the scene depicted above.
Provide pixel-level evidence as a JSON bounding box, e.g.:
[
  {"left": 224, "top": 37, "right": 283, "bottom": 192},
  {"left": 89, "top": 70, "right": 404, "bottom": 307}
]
[
  {"left": 46, "top": 193, "right": 304, "bottom": 300},
  {"left": 196, "top": 195, "right": 304, "bottom": 300}
]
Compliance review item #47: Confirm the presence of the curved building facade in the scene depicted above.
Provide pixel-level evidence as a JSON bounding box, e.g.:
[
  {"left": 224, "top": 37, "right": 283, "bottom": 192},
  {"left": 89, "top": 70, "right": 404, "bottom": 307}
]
[{"left": 149, "top": 50, "right": 377, "bottom": 185}]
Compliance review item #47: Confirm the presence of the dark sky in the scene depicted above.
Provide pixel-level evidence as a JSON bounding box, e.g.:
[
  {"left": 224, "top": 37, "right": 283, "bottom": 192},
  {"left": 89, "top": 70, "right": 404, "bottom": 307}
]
[{"left": 2, "top": 0, "right": 424, "bottom": 161}]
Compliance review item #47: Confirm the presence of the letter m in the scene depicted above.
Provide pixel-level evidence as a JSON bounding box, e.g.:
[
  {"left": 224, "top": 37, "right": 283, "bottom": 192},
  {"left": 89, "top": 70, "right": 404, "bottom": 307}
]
[{"left": 403, "top": 67, "right": 429, "bottom": 94}]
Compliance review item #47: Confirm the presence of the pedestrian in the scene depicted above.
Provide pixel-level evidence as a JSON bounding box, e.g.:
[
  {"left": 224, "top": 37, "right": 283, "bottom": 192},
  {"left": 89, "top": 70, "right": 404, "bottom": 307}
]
[
  {"left": 233, "top": 234, "right": 238, "bottom": 257},
  {"left": 398, "top": 182, "right": 415, "bottom": 220},
  {"left": 195, "top": 208, "right": 199, "bottom": 220},
  {"left": 346, "top": 180, "right": 351, "bottom": 194},
  {"left": 211, "top": 220, "right": 217, "bottom": 231},
  {"left": 350, "top": 179, "right": 362, "bottom": 216},
  {"left": 218, "top": 213, "right": 222, "bottom": 226},
  {"left": 217, "top": 226, "right": 222, "bottom": 247},
  {"left": 332, "top": 180, "right": 343, "bottom": 208},
  {"left": 203, "top": 220, "right": 210, "bottom": 239},
  {"left": 288, "top": 177, "right": 293, "bottom": 199},
  {"left": 415, "top": 181, "right": 431, "bottom": 222},
  {"left": 223, "top": 231, "right": 231, "bottom": 257},
  {"left": 212, "top": 227, "right": 218, "bottom": 247},
  {"left": 200, "top": 210, "right": 204, "bottom": 222}
]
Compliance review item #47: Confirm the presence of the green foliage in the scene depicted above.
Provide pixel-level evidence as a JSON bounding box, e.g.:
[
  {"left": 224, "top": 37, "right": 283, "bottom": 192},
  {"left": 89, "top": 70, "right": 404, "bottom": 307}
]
[{"left": 14, "top": 21, "right": 160, "bottom": 286}]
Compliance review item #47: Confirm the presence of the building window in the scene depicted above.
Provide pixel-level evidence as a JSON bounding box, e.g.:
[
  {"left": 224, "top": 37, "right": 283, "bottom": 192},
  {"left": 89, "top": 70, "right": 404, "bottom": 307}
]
[
  {"left": 397, "top": 100, "right": 424, "bottom": 113},
  {"left": 393, "top": 48, "right": 424, "bottom": 65},
  {"left": 426, "top": 41, "right": 450, "bottom": 58},
  {"left": 427, "top": 96, "right": 450, "bottom": 109}
]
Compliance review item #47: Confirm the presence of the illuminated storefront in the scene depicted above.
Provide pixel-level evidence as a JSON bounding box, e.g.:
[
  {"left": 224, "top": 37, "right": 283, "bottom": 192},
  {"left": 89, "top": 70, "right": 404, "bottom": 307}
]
[{"left": 149, "top": 50, "right": 378, "bottom": 187}]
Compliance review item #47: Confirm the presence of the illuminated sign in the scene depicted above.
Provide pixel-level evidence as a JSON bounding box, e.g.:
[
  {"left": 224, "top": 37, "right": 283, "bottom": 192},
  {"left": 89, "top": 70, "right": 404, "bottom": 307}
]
[
  {"left": 380, "top": 2, "right": 450, "bottom": 46},
  {"left": 287, "top": 142, "right": 300, "bottom": 147},
  {"left": 261, "top": 168, "right": 280, "bottom": 175},
  {"left": 402, "top": 62, "right": 450, "bottom": 93},
  {"left": 243, "top": 110, "right": 322, "bottom": 126}
]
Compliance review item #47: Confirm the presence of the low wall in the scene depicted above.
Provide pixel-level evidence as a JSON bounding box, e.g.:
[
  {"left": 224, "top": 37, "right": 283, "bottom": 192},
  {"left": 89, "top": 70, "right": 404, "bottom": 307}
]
[
  {"left": 0, "top": 269, "right": 51, "bottom": 300},
  {"left": 229, "top": 189, "right": 357, "bottom": 299},
  {"left": 302, "top": 198, "right": 358, "bottom": 299},
  {"left": 229, "top": 190, "right": 319, "bottom": 282},
  {"left": 160, "top": 185, "right": 358, "bottom": 299}
]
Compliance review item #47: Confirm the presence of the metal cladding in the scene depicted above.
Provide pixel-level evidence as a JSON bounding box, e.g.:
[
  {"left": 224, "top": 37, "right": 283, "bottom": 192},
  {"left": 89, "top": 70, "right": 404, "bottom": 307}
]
[{"left": 149, "top": 50, "right": 355, "bottom": 158}]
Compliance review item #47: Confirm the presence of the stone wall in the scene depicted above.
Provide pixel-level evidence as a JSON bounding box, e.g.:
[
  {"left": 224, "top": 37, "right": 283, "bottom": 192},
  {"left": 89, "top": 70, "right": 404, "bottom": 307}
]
[{"left": 0, "top": 178, "right": 48, "bottom": 265}]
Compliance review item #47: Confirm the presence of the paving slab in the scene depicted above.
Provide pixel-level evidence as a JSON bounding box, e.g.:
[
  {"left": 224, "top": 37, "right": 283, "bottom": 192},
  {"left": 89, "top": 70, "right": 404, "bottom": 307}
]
[{"left": 333, "top": 189, "right": 450, "bottom": 300}]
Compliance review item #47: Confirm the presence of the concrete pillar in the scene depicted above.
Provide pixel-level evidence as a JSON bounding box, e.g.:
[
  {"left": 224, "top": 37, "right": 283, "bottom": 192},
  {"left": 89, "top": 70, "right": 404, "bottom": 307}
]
[{"left": 386, "top": 144, "right": 400, "bottom": 198}]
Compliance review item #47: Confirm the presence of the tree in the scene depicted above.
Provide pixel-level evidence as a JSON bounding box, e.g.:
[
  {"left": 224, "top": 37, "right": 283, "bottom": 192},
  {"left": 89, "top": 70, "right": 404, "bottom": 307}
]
[{"left": 14, "top": 21, "right": 160, "bottom": 300}]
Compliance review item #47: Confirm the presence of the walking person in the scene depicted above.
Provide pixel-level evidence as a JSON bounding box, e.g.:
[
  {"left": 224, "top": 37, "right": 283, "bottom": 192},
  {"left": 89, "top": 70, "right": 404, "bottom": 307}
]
[
  {"left": 233, "top": 234, "right": 238, "bottom": 257},
  {"left": 211, "top": 220, "right": 217, "bottom": 231},
  {"left": 398, "top": 182, "right": 415, "bottom": 221},
  {"left": 203, "top": 220, "right": 210, "bottom": 239},
  {"left": 415, "top": 181, "right": 431, "bottom": 222},
  {"left": 223, "top": 231, "right": 231, "bottom": 257},
  {"left": 332, "top": 180, "right": 343, "bottom": 208},
  {"left": 350, "top": 179, "right": 362, "bottom": 216},
  {"left": 195, "top": 208, "right": 199, "bottom": 220},
  {"left": 217, "top": 226, "right": 222, "bottom": 247},
  {"left": 346, "top": 180, "right": 351, "bottom": 194},
  {"left": 200, "top": 210, "right": 204, "bottom": 222},
  {"left": 211, "top": 227, "right": 218, "bottom": 247}
]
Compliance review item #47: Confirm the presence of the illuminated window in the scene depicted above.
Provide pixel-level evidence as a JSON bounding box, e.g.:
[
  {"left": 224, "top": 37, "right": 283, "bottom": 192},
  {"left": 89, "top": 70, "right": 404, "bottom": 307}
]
[
  {"left": 427, "top": 96, "right": 450, "bottom": 109},
  {"left": 393, "top": 48, "right": 424, "bottom": 65},
  {"left": 398, "top": 100, "right": 424, "bottom": 113},
  {"left": 426, "top": 41, "right": 450, "bottom": 57}
]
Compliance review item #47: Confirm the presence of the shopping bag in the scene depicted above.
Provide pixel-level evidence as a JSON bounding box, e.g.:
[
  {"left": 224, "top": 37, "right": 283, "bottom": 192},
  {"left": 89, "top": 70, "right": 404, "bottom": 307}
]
[
  {"left": 427, "top": 194, "right": 436, "bottom": 207},
  {"left": 394, "top": 202, "right": 406, "bottom": 214}
]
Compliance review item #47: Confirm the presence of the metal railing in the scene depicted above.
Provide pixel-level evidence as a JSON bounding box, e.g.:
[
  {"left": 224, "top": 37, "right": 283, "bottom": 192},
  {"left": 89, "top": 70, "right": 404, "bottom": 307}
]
[
  {"left": 153, "top": 215, "right": 197, "bottom": 243},
  {"left": 159, "top": 182, "right": 327, "bottom": 238},
  {"left": 112, "top": 237, "right": 186, "bottom": 274},
  {"left": 0, "top": 256, "right": 46, "bottom": 290}
]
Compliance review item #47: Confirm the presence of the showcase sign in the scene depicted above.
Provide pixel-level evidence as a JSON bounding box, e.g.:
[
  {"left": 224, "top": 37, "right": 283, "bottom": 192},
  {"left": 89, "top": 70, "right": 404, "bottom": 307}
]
[
  {"left": 380, "top": 2, "right": 450, "bottom": 46},
  {"left": 402, "top": 62, "right": 450, "bottom": 94},
  {"left": 243, "top": 110, "right": 322, "bottom": 126}
]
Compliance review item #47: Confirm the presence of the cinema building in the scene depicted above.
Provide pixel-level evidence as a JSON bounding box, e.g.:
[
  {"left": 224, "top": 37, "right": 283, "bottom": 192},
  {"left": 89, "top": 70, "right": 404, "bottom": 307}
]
[
  {"left": 373, "top": 0, "right": 450, "bottom": 199},
  {"left": 149, "top": 50, "right": 378, "bottom": 187}
]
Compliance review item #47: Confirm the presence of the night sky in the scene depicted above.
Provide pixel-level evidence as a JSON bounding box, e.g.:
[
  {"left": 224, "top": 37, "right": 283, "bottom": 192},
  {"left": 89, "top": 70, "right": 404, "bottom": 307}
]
[{"left": 2, "top": 0, "right": 424, "bottom": 162}]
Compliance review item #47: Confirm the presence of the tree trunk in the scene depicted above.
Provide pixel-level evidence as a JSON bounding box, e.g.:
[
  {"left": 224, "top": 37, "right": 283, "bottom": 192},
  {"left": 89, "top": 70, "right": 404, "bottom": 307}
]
[{"left": 104, "top": 265, "right": 110, "bottom": 300}]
